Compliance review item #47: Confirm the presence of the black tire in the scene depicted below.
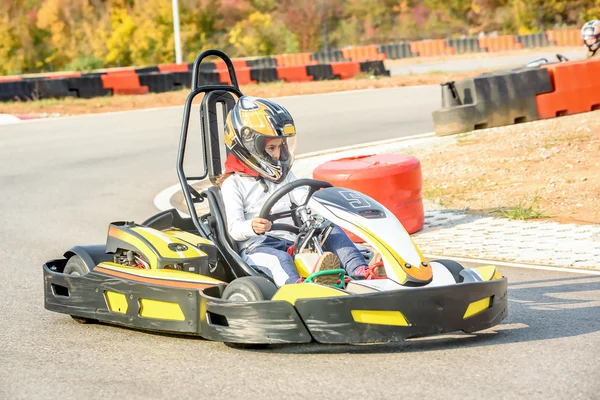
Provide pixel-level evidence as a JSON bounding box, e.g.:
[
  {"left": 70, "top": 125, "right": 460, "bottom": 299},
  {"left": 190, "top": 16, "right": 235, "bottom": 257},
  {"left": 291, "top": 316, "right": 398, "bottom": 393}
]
[
  {"left": 64, "top": 255, "right": 95, "bottom": 324},
  {"left": 222, "top": 276, "right": 279, "bottom": 349},
  {"left": 432, "top": 259, "right": 465, "bottom": 283},
  {"left": 222, "top": 276, "right": 278, "bottom": 302}
]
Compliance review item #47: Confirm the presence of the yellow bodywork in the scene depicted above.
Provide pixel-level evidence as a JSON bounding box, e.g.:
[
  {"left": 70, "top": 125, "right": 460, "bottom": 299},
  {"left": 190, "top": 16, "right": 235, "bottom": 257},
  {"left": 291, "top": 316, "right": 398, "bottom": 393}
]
[
  {"left": 108, "top": 226, "right": 159, "bottom": 268},
  {"left": 293, "top": 253, "right": 321, "bottom": 278},
  {"left": 352, "top": 221, "right": 431, "bottom": 285},
  {"left": 463, "top": 297, "right": 492, "bottom": 319},
  {"left": 351, "top": 310, "right": 410, "bottom": 326},
  {"left": 139, "top": 299, "right": 185, "bottom": 321},
  {"left": 471, "top": 265, "right": 503, "bottom": 281},
  {"left": 105, "top": 291, "right": 128, "bottom": 314},
  {"left": 131, "top": 227, "right": 206, "bottom": 259},
  {"left": 272, "top": 283, "right": 348, "bottom": 306},
  {"left": 162, "top": 229, "right": 214, "bottom": 247},
  {"left": 96, "top": 262, "right": 224, "bottom": 284}
]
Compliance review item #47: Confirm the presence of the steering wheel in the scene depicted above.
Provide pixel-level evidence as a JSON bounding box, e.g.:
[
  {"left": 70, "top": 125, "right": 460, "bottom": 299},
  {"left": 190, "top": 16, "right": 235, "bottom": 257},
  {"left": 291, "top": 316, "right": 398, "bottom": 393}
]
[
  {"left": 556, "top": 53, "right": 569, "bottom": 62},
  {"left": 258, "top": 178, "right": 333, "bottom": 233}
]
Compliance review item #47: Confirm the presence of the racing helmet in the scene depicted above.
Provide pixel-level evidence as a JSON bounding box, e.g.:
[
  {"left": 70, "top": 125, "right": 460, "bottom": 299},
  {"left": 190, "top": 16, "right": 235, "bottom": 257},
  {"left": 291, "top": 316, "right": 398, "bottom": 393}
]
[
  {"left": 224, "top": 96, "right": 297, "bottom": 183},
  {"left": 581, "top": 20, "right": 600, "bottom": 51}
]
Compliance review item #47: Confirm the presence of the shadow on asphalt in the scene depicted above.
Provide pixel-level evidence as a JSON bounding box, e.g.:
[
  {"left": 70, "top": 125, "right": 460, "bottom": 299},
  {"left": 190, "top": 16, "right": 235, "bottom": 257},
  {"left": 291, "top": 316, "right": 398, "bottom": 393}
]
[
  {"left": 245, "top": 276, "right": 600, "bottom": 355},
  {"left": 60, "top": 276, "right": 600, "bottom": 355}
]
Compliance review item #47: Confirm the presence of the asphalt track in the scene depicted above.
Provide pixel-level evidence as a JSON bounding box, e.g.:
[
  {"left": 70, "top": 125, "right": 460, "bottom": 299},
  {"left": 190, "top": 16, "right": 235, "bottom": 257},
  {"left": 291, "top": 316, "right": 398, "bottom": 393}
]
[{"left": 1, "top": 53, "right": 599, "bottom": 399}]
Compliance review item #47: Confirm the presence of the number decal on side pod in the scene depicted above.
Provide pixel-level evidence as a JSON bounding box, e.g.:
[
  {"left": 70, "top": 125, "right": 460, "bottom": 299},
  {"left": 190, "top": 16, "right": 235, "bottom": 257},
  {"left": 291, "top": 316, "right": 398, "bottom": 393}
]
[{"left": 339, "top": 191, "right": 371, "bottom": 209}]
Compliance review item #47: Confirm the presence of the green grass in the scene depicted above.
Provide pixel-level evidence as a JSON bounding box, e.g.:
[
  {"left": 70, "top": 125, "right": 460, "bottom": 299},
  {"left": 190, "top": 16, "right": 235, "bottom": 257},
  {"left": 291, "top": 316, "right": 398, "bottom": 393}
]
[{"left": 493, "top": 195, "right": 550, "bottom": 220}]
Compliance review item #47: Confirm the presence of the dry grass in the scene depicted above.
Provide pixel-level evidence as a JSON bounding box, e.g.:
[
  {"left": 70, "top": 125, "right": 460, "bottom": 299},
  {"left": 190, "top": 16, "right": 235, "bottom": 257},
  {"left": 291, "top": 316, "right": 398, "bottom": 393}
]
[{"left": 420, "top": 111, "right": 600, "bottom": 225}]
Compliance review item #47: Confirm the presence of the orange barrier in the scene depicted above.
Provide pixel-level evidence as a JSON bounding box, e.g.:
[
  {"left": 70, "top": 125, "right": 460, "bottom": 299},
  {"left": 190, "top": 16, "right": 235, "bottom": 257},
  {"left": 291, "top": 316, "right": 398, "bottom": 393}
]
[
  {"left": 312, "top": 154, "right": 424, "bottom": 242},
  {"left": 275, "top": 66, "right": 313, "bottom": 82},
  {"left": 101, "top": 73, "right": 148, "bottom": 95},
  {"left": 330, "top": 61, "right": 360, "bottom": 79},
  {"left": 409, "top": 40, "right": 455, "bottom": 57},
  {"left": 546, "top": 29, "right": 581, "bottom": 47},
  {"left": 478, "top": 35, "right": 523, "bottom": 52},
  {"left": 341, "top": 45, "right": 386, "bottom": 62},
  {"left": 536, "top": 58, "right": 600, "bottom": 119},
  {"left": 48, "top": 72, "right": 82, "bottom": 79},
  {"left": 0, "top": 76, "right": 22, "bottom": 82},
  {"left": 213, "top": 58, "right": 249, "bottom": 71},
  {"left": 217, "top": 68, "right": 255, "bottom": 86},
  {"left": 158, "top": 63, "right": 189, "bottom": 73},
  {"left": 275, "top": 53, "right": 316, "bottom": 67}
]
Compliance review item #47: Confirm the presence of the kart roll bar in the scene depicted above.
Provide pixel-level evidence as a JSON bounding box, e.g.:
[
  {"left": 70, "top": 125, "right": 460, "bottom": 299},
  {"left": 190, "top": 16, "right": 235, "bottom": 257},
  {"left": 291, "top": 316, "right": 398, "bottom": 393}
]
[{"left": 176, "top": 50, "right": 261, "bottom": 277}]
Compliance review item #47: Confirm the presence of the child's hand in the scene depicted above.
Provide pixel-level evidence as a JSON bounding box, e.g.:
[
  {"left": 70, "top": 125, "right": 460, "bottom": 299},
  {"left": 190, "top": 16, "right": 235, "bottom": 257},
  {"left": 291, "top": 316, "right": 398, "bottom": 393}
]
[{"left": 252, "top": 217, "right": 272, "bottom": 234}]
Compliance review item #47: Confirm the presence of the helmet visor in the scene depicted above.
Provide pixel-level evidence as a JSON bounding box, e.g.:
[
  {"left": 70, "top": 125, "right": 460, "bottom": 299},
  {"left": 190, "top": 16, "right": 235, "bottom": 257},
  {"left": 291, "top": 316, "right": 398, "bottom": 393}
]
[{"left": 255, "top": 135, "right": 297, "bottom": 166}]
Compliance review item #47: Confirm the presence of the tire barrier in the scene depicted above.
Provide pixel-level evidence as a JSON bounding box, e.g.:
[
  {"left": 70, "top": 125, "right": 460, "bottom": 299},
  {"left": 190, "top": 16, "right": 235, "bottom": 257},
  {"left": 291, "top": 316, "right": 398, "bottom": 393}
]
[
  {"left": 446, "top": 38, "right": 486, "bottom": 54},
  {"left": 312, "top": 154, "right": 424, "bottom": 242},
  {"left": 432, "top": 67, "right": 554, "bottom": 136},
  {"left": 0, "top": 60, "right": 390, "bottom": 102},
  {"left": 378, "top": 42, "right": 417, "bottom": 59},
  {"left": 516, "top": 33, "right": 553, "bottom": 48},
  {"left": 311, "top": 50, "right": 349, "bottom": 63}
]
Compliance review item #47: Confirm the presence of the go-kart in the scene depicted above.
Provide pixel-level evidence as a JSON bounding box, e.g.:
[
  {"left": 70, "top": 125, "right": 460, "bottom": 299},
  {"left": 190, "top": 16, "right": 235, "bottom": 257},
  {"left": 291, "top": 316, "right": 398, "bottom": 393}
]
[
  {"left": 525, "top": 53, "right": 569, "bottom": 68},
  {"left": 43, "top": 49, "right": 508, "bottom": 346}
]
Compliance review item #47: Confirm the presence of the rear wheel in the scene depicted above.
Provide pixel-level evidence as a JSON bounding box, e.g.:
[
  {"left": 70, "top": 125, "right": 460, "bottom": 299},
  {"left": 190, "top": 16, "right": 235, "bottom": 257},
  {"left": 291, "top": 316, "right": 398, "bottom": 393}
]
[
  {"left": 64, "top": 255, "right": 96, "bottom": 324},
  {"left": 222, "top": 276, "right": 279, "bottom": 349}
]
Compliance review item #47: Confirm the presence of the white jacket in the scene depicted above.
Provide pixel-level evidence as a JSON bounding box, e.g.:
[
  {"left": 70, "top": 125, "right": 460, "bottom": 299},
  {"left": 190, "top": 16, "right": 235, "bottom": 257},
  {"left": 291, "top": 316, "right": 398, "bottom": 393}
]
[{"left": 220, "top": 171, "right": 309, "bottom": 251}]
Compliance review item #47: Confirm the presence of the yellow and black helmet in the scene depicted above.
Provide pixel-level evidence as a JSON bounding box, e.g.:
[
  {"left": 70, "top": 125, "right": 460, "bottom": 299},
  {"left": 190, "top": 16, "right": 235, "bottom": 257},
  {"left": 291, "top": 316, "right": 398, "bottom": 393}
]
[{"left": 224, "top": 96, "right": 297, "bottom": 183}]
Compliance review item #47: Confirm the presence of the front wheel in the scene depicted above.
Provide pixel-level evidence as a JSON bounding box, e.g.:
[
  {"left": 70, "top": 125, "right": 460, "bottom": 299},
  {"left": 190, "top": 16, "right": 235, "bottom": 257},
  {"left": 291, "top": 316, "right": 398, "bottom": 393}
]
[
  {"left": 64, "top": 255, "right": 96, "bottom": 324},
  {"left": 222, "top": 276, "right": 279, "bottom": 349}
]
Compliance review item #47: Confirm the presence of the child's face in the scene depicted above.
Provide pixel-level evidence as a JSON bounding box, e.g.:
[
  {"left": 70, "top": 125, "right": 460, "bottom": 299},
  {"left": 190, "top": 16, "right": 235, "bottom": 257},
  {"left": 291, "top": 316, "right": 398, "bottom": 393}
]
[{"left": 265, "top": 139, "right": 284, "bottom": 161}]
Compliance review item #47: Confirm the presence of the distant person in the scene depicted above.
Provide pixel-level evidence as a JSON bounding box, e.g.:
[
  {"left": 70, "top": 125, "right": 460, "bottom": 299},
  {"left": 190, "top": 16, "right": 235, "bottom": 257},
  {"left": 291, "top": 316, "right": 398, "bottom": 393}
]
[{"left": 581, "top": 20, "right": 600, "bottom": 58}]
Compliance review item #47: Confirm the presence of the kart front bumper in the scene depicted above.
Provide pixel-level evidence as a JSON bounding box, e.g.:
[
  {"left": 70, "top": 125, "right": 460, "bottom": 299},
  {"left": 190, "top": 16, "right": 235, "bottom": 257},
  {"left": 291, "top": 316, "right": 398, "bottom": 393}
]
[{"left": 44, "top": 260, "right": 507, "bottom": 345}]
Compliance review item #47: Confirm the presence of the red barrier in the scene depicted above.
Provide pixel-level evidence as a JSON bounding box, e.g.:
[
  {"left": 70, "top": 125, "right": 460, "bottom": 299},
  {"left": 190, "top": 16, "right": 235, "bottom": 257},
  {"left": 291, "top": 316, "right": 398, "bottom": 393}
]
[
  {"left": 217, "top": 67, "right": 255, "bottom": 86},
  {"left": 330, "top": 62, "right": 361, "bottom": 79},
  {"left": 101, "top": 73, "right": 148, "bottom": 95},
  {"left": 312, "top": 154, "right": 424, "bottom": 242},
  {"left": 0, "top": 76, "right": 22, "bottom": 82},
  {"left": 275, "top": 66, "right": 313, "bottom": 82},
  {"left": 341, "top": 46, "right": 386, "bottom": 62},
  {"left": 275, "top": 53, "right": 316, "bottom": 67},
  {"left": 536, "top": 58, "right": 600, "bottom": 119},
  {"left": 546, "top": 29, "right": 581, "bottom": 47},
  {"left": 158, "top": 63, "right": 189, "bottom": 73},
  {"left": 409, "top": 40, "right": 455, "bottom": 57},
  {"left": 478, "top": 35, "right": 523, "bottom": 52}
]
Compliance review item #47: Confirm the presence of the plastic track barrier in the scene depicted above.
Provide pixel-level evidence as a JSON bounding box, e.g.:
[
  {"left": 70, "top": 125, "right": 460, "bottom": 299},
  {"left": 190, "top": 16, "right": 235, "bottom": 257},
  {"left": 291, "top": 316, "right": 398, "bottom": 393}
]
[
  {"left": 410, "top": 40, "right": 455, "bottom": 57},
  {"left": 378, "top": 43, "right": 417, "bottom": 59},
  {"left": 536, "top": 58, "right": 600, "bottom": 119},
  {"left": 546, "top": 29, "right": 581, "bottom": 47},
  {"left": 478, "top": 35, "right": 523, "bottom": 52},
  {"left": 275, "top": 53, "right": 317, "bottom": 67},
  {"left": 341, "top": 45, "right": 386, "bottom": 62},
  {"left": 446, "top": 38, "right": 486, "bottom": 54},
  {"left": 432, "top": 68, "right": 554, "bottom": 136},
  {"left": 331, "top": 62, "right": 361, "bottom": 80},
  {"left": 312, "top": 154, "right": 424, "bottom": 242},
  {"left": 516, "top": 33, "right": 552, "bottom": 48}
]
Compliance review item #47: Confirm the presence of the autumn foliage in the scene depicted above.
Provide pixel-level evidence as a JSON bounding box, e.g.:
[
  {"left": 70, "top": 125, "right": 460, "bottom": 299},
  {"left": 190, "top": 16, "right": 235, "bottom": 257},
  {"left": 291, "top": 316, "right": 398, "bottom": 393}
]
[{"left": 0, "top": 0, "right": 594, "bottom": 75}]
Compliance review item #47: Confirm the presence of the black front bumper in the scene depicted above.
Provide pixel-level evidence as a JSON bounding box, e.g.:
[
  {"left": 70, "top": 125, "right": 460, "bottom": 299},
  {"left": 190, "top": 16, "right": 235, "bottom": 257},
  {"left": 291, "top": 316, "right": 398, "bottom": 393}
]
[{"left": 44, "top": 260, "right": 507, "bottom": 345}]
